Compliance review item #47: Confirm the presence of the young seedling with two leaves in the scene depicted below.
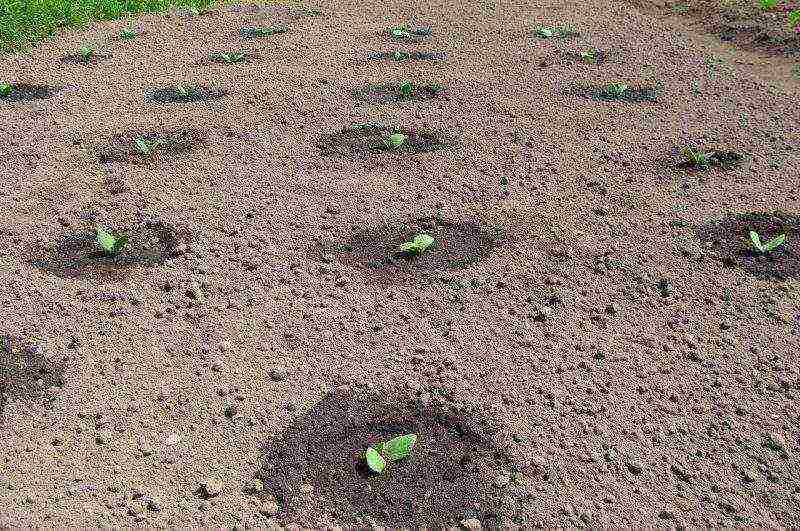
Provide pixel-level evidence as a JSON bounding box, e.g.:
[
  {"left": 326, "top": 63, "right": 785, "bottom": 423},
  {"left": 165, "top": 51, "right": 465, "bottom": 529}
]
[
  {"left": 398, "top": 81, "right": 414, "bottom": 99},
  {"left": 681, "top": 147, "right": 711, "bottom": 168},
  {"left": 175, "top": 83, "right": 198, "bottom": 98},
  {"left": 397, "top": 233, "right": 435, "bottom": 256},
  {"left": 535, "top": 26, "right": 578, "bottom": 38},
  {"left": 215, "top": 52, "right": 247, "bottom": 64},
  {"left": 749, "top": 231, "right": 786, "bottom": 254},
  {"left": 242, "top": 25, "right": 288, "bottom": 38},
  {"left": 0, "top": 82, "right": 12, "bottom": 97},
  {"left": 120, "top": 27, "right": 138, "bottom": 40},
  {"left": 79, "top": 44, "right": 96, "bottom": 60},
  {"left": 577, "top": 49, "right": 599, "bottom": 64},
  {"left": 365, "top": 434, "right": 418, "bottom": 474},
  {"left": 96, "top": 226, "right": 128, "bottom": 255},
  {"left": 134, "top": 137, "right": 167, "bottom": 156},
  {"left": 383, "top": 132, "right": 407, "bottom": 149}
]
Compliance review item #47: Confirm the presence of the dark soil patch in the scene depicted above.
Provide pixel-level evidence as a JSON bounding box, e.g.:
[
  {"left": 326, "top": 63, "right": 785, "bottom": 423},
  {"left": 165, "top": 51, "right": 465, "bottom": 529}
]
[
  {"left": 695, "top": 211, "right": 799, "bottom": 279},
  {"left": 254, "top": 386, "right": 523, "bottom": 527},
  {"left": 28, "top": 219, "right": 186, "bottom": 280},
  {"left": 240, "top": 25, "right": 289, "bottom": 38},
  {"left": 96, "top": 129, "right": 206, "bottom": 164},
  {"left": 318, "top": 124, "right": 447, "bottom": 157},
  {"left": 61, "top": 53, "right": 112, "bottom": 65},
  {"left": 570, "top": 83, "right": 659, "bottom": 103},
  {"left": 368, "top": 50, "right": 446, "bottom": 61},
  {"left": 0, "top": 84, "right": 59, "bottom": 102},
  {"left": 676, "top": 148, "right": 744, "bottom": 170},
  {"left": 0, "top": 335, "right": 66, "bottom": 419},
  {"left": 149, "top": 85, "right": 227, "bottom": 103},
  {"left": 383, "top": 25, "right": 433, "bottom": 42},
  {"left": 352, "top": 83, "right": 447, "bottom": 104},
  {"left": 319, "top": 216, "right": 502, "bottom": 278}
]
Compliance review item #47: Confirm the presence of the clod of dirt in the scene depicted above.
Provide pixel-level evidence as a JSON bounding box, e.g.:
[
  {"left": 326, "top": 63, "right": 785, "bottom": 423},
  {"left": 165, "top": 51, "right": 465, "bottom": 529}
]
[
  {"left": 96, "top": 129, "right": 206, "bottom": 164},
  {"left": 384, "top": 25, "right": 433, "bottom": 42},
  {"left": 149, "top": 85, "right": 227, "bottom": 103},
  {"left": 0, "top": 335, "right": 66, "bottom": 418},
  {"left": 240, "top": 25, "right": 289, "bottom": 39},
  {"left": 695, "top": 211, "right": 799, "bottom": 279},
  {"left": 320, "top": 216, "right": 502, "bottom": 278},
  {"left": 352, "top": 83, "right": 447, "bottom": 104},
  {"left": 28, "top": 219, "right": 187, "bottom": 279},
  {"left": 254, "top": 386, "right": 522, "bottom": 527},
  {"left": 676, "top": 149, "right": 744, "bottom": 170},
  {"left": 368, "top": 50, "right": 446, "bottom": 61},
  {"left": 0, "top": 84, "right": 59, "bottom": 102},
  {"left": 318, "top": 124, "right": 447, "bottom": 157},
  {"left": 570, "top": 84, "right": 659, "bottom": 103},
  {"left": 61, "top": 53, "right": 112, "bottom": 65}
]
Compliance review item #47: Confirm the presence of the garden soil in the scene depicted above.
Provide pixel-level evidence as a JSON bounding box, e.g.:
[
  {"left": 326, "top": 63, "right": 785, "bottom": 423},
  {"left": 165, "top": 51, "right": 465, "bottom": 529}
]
[{"left": 1, "top": 0, "right": 799, "bottom": 527}]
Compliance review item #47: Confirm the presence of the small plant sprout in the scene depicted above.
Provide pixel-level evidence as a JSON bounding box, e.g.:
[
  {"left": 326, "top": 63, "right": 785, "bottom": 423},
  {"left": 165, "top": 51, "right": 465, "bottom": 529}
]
[
  {"left": 134, "top": 137, "right": 165, "bottom": 155},
  {"left": 390, "top": 26, "right": 411, "bottom": 38},
  {"left": 120, "top": 27, "right": 138, "bottom": 39},
  {"left": 384, "top": 132, "right": 407, "bottom": 149},
  {"left": 175, "top": 83, "right": 196, "bottom": 97},
  {"left": 393, "top": 51, "right": 410, "bottom": 61},
  {"left": 749, "top": 231, "right": 786, "bottom": 254},
  {"left": 0, "top": 82, "right": 11, "bottom": 96},
  {"left": 681, "top": 147, "right": 711, "bottom": 168},
  {"left": 398, "top": 233, "right": 435, "bottom": 255},
  {"left": 96, "top": 226, "right": 128, "bottom": 255},
  {"left": 79, "top": 44, "right": 95, "bottom": 59},
  {"left": 535, "top": 26, "right": 554, "bottom": 38},
  {"left": 759, "top": 0, "right": 779, "bottom": 8},
  {"left": 365, "top": 434, "right": 418, "bottom": 474},
  {"left": 399, "top": 81, "right": 413, "bottom": 99},
  {"left": 218, "top": 52, "right": 246, "bottom": 63},
  {"left": 604, "top": 82, "right": 628, "bottom": 97},
  {"left": 578, "top": 49, "right": 598, "bottom": 63}
]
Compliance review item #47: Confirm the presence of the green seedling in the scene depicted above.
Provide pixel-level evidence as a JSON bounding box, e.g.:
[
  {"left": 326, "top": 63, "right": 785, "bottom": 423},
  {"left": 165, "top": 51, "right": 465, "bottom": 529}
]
[
  {"left": 365, "top": 434, "right": 417, "bottom": 474},
  {"left": 759, "top": 0, "right": 779, "bottom": 8},
  {"left": 681, "top": 147, "right": 711, "bottom": 168},
  {"left": 0, "top": 82, "right": 12, "bottom": 97},
  {"left": 175, "top": 83, "right": 197, "bottom": 97},
  {"left": 134, "top": 137, "right": 165, "bottom": 155},
  {"left": 578, "top": 49, "right": 598, "bottom": 63},
  {"left": 392, "top": 51, "right": 411, "bottom": 61},
  {"left": 398, "top": 233, "right": 434, "bottom": 255},
  {"left": 790, "top": 10, "right": 800, "bottom": 31},
  {"left": 79, "top": 44, "right": 95, "bottom": 59},
  {"left": 535, "top": 26, "right": 554, "bottom": 38},
  {"left": 390, "top": 26, "right": 411, "bottom": 38},
  {"left": 603, "top": 82, "right": 628, "bottom": 97},
  {"left": 536, "top": 25, "right": 577, "bottom": 38},
  {"left": 399, "top": 81, "right": 413, "bottom": 99},
  {"left": 383, "top": 132, "right": 407, "bottom": 149},
  {"left": 243, "top": 26, "right": 287, "bottom": 37},
  {"left": 217, "top": 52, "right": 246, "bottom": 64},
  {"left": 120, "top": 27, "right": 138, "bottom": 39},
  {"left": 96, "top": 226, "right": 128, "bottom": 255},
  {"left": 749, "top": 231, "right": 786, "bottom": 253}
]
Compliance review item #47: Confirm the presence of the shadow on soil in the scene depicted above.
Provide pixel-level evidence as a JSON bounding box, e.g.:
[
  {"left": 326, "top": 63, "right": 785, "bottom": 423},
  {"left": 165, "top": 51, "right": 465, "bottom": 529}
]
[
  {"left": 28, "top": 219, "right": 185, "bottom": 280},
  {"left": 254, "top": 386, "right": 521, "bottom": 527},
  {"left": 368, "top": 51, "right": 446, "bottom": 61},
  {"left": 318, "top": 124, "right": 447, "bottom": 157},
  {"left": 0, "top": 335, "right": 65, "bottom": 419},
  {"left": 149, "top": 85, "right": 227, "bottom": 103},
  {"left": 569, "top": 83, "right": 659, "bottom": 103},
  {"left": 695, "top": 211, "right": 799, "bottom": 279},
  {"left": 0, "top": 84, "right": 59, "bottom": 102},
  {"left": 96, "top": 129, "right": 207, "bottom": 164},
  {"left": 319, "top": 216, "right": 502, "bottom": 278},
  {"left": 352, "top": 83, "right": 447, "bottom": 104}
]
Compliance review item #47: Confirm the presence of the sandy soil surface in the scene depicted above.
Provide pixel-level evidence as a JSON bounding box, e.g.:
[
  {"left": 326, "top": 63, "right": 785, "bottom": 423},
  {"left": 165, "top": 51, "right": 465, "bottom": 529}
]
[{"left": 1, "top": 0, "right": 799, "bottom": 527}]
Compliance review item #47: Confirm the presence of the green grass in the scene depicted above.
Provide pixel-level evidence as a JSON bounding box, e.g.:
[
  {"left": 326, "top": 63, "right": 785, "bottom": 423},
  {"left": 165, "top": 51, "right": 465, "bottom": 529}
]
[{"left": 0, "top": 0, "right": 219, "bottom": 52}]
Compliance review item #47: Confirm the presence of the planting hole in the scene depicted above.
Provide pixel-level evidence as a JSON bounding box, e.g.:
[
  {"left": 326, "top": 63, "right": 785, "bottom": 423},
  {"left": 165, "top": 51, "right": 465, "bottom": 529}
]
[
  {"left": 353, "top": 82, "right": 447, "bottom": 104},
  {"left": 570, "top": 83, "right": 659, "bottom": 103},
  {"left": 0, "top": 335, "right": 66, "bottom": 418},
  {"left": 0, "top": 83, "right": 59, "bottom": 102},
  {"left": 368, "top": 50, "right": 446, "bottom": 62},
  {"left": 96, "top": 129, "right": 206, "bottom": 164},
  {"left": 149, "top": 84, "right": 227, "bottom": 103},
  {"left": 318, "top": 124, "right": 447, "bottom": 157}
]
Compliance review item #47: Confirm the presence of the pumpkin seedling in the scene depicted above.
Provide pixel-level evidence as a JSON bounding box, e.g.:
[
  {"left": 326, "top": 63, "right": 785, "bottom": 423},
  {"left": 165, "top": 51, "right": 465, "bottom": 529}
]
[
  {"left": 79, "top": 44, "right": 96, "bottom": 60},
  {"left": 120, "top": 27, "right": 138, "bottom": 40},
  {"left": 175, "top": 83, "right": 197, "bottom": 97},
  {"left": 393, "top": 51, "right": 411, "bottom": 61},
  {"left": 681, "top": 147, "right": 711, "bottom": 168},
  {"left": 760, "top": 0, "right": 779, "bottom": 8},
  {"left": 399, "top": 81, "right": 413, "bottom": 99},
  {"left": 749, "top": 231, "right": 786, "bottom": 254},
  {"left": 365, "top": 434, "right": 418, "bottom": 474},
  {"left": 536, "top": 25, "right": 578, "bottom": 38},
  {"left": 383, "top": 132, "right": 407, "bottom": 149},
  {"left": 578, "top": 49, "right": 598, "bottom": 63},
  {"left": 242, "top": 25, "right": 287, "bottom": 37},
  {"left": 398, "top": 233, "right": 434, "bottom": 255},
  {"left": 391, "top": 26, "right": 411, "bottom": 38},
  {"left": 0, "top": 82, "right": 12, "bottom": 97},
  {"left": 216, "top": 52, "right": 247, "bottom": 64},
  {"left": 96, "top": 226, "right": 128, "bottom": 255},
  {"left": 134, "top": 137, "right": 166, "bottom": 156},
  {"left": 603, "top": 82, "right": 628, "bottom": 98}
]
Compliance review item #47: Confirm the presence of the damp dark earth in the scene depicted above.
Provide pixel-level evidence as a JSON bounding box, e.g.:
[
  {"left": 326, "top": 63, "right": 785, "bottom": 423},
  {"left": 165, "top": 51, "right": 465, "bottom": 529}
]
[{"left": 0, "top": 0, "right": 799, "bottom": 528}]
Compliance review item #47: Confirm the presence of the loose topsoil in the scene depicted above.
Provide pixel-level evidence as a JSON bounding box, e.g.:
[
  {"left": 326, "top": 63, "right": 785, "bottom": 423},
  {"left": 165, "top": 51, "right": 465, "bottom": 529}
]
[{"left": 1, "top": 0, "right": 799, "bottom": 528}]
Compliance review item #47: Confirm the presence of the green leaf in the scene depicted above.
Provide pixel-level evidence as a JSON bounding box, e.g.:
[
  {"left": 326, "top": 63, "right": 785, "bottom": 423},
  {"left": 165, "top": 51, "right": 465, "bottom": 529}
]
[
  {"left": 749, "top": 230, "right": 764, "bottom": 252},
  {"left": 535, "top": 26, "right": 553, "bottom": 38},
  {"left": 120, "top": 28, "right": 137, "bottom": 39},
  {"left": 391, "top": 27, "right": 410, "bottom": 38},
  {"left": 413, "top": 234, "right": 434, "bottom": 253},
  {"left": 386, "top": 132, "right": 406, "bottom": 148},
  {"left": 760, "top": 0, "right": 779, "bottom": 9},
  {"left": 763, "top": 233, "right": 786, "bottom": 252},
  {"left": 112, "top": 235, "right": 129, "bottom": 253},
  {"left": 96, "top": 227, "right": 119, "bottom": 254},
  {"left": 398, "top": 242, "right": 415, "bottom": 253},
  {"left": 365, "top": 447, "right": 386, "bottom": 473},
  {"left": 399, "top": 81, "right": 413, "bottom": 98},
  {"left": 134, "top": 138, "right": 150, "bottom": 154},
  {"left": 789, "top": 10, "right": 800, "bottom": 27},
  {"left": 382, "top": 434, "right": 417, "bottom": 462},
  {"left": 0, "top": 83, "right": 11, "bottom": 96}
]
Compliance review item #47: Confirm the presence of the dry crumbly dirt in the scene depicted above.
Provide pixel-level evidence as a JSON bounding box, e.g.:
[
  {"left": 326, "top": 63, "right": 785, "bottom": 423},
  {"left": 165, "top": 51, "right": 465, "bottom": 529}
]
[{"left": 1, "top": 0, "right": 800, "bottom": 528}]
